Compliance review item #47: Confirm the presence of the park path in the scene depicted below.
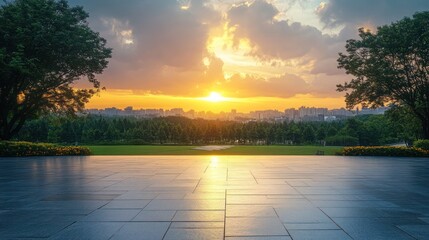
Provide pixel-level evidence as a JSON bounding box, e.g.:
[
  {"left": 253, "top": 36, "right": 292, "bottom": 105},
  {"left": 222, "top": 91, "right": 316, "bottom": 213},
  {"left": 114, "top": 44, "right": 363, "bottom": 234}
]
[{"left": 193, "top": 145, "right": 234, "bottom": 151}]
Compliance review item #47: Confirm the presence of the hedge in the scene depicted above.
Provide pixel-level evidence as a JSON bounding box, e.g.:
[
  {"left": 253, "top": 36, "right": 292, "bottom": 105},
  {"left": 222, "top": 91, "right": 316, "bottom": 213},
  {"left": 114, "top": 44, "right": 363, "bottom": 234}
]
[
  {"left": 342, "top": 146, "right": 429, "bottom": 157},
  {"left": 414, "top": 140, "right": 429, "bottom": 151},
  {"left": 0, "top": 141, "right": 91, "bottom": 157},
  {"left": 326, "top": 135, "right": 359, "bottom": 146}
]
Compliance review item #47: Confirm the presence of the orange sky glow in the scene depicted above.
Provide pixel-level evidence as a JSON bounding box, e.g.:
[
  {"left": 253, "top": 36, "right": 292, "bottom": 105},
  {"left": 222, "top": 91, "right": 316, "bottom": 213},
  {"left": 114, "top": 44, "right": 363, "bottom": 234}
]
[
  {"left": 71, "top": 0, "right": 428, "bottom": 113},
  {"left": 86, "top": 90, "right": 345, "bottom": 113}
]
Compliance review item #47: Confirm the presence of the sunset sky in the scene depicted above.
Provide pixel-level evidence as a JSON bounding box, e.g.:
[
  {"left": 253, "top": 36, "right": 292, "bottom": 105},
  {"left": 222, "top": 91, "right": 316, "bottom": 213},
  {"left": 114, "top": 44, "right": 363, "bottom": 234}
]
[{"left": 70, "top": 0, "right": 429, "bottom": 112}]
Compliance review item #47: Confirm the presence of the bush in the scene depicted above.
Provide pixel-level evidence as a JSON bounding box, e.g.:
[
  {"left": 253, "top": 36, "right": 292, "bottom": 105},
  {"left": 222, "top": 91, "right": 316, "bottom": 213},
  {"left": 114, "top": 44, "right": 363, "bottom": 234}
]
[
  {"left": 414, "top": 140, "right": 429, "bottom": 151},
  {"left": 326, "top": 135, "right": 359, "bottom": 146},
  {"left": 0, "top": 141, "right": 91, "bottom": 157},
  {"left": 342, "top": 146, "right": 429, "bottom": 157}
]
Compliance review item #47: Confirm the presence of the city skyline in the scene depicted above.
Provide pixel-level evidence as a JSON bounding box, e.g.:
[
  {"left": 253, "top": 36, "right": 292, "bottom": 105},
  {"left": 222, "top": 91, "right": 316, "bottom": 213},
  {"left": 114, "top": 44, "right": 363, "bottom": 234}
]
[{"left": 85, "top": 105, "right": 389, "bottom": 122}]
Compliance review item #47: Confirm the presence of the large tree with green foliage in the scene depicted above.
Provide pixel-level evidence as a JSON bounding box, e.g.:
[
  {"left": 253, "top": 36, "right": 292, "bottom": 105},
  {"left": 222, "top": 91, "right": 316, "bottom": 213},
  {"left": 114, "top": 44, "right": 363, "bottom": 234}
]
[
  {"left": 0, "top": 0, "right": 111, "bottom": 140},
  {"left": 337, "top": 12, "right": 429, "bottom": 139}
]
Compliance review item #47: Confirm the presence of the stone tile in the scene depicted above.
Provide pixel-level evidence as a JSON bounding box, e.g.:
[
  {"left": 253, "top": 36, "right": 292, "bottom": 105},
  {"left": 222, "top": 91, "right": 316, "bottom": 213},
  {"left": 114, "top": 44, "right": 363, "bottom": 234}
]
[
  {"left": 376, "top": 217, "right": 427, "bottom": 225},
  {"left": 156, "top": 193, "right": 186, "bottom": 199},
  {"left": 333, "top": 218, "right": 415, "bottom": 240},
  {"left": 226, "top": 237, "right": 292, "bottom": 240},
  {"left": 170, "top": 221, "right": 224, "bottom": 228},
  {"left": 110, "top": 222, "right": 170, "bottom": 240},
  {"left": 26, "top": 200, "right": 109, "bottom": 211},
  {"left": 421, "top": 217, "right": 429, "bottom": 224},
  {"left": 320, "top": 207, "right": 382, "bottom": 218},
  {"left": 184, "top": 192, "right": 225, "bottom": 199},
  {"left": 42, "top": 193, "right": 120, "bottom": 201},
  {"left": 284, "top": 222, "right": 340, "bottom": 230},
  {"left": 397, "top": 225, "right": 429, "bottom": 239},
  {"left": 228, "top": 188, "right": 299, "bottom": 195},
  {"left": 0, "top": 220, "right": 73, "bottom": 238},
  {"left": 226, "top": 217, "right": 288, "bottom": 237},
  {"left": 102, "top": 200, "right": 150, "bottom": 209},
  {"left": 48, "top": 222, "right": 124, "bottom": 240},
  {"left": 311, "top": 200, "right": 398, "bottom": 208},
  {"left": 275, "top": 207, "right": 333, "bottom": 224},
  {"left": 115, "top": 192, "right": 158, "bottom": 200},
  {"left": 1, "top": 155, "right": 429, "bottom": 239},
  {"left": 227, "top": 205, "right": 277, "bottom": 217},
  {"left": 81, "top": 209, "right": 140, "bottom": 222},
  {"left": 289, "top": 230, "right": 352, "bottom": 240},
  {"left": 144, "top": 199, "right": 225, "bottom": 210},
  {"left": 227, "top": 195, "right": 311, "bottom": 205},
  {"left": 173, "top": 210, "right": 224, "bottom": 221},
  {"left": 132, "top": 210, "right": 176, "bottom": 221},
  {"left": 164, "top": 228, "right": 224, "bottom": 240}
]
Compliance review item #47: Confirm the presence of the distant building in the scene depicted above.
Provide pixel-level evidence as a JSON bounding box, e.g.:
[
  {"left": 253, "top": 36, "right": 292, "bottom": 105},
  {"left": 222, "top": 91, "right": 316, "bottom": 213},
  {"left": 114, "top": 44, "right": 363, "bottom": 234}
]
[
  {"left": 167, "top": 108, "right": 184, "bottom": 116},
  {"left": 285, "top": 108, "right": 299, "bottom": 121},
  {"left": 298, "top": 106, "right": 328, "bottom": 119},
  {"left": 358, "top": 107, "right": 390, "bottom": 115},
  {"left": 83, "top": 105, "right": 389, "bottom": 122}
]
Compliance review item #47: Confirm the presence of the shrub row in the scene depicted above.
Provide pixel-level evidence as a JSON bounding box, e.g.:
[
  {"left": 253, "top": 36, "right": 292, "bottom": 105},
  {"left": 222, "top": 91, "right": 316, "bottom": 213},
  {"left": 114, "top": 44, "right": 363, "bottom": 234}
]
[
  {"left": 0, "top": 141, "right": 91, "bottom": 157},
  {"left": 414, "top": 140, "right": 429, "bottom": 151},
  {"left": 342, "top": 146, "right": 429, "bottom": 157}
]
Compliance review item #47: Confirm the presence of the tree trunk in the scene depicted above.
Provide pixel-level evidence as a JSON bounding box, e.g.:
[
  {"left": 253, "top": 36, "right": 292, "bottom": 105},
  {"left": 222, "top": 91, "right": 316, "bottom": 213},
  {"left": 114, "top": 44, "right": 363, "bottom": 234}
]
[
  {"left": 1, "top": 123, "right": 12, "bottom": 140},
  {"left": 0, "top": 114, "right": 27, "bottom": 141},
  {"left": 0, "top": 132, "right": 12, "bottom": 141}
]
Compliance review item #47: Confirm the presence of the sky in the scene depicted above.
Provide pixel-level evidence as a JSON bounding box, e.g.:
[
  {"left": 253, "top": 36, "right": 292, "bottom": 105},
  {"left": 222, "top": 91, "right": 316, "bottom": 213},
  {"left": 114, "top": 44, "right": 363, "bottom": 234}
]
[{"left": 69, "top": 0, "right": 429, "bottom": 112}]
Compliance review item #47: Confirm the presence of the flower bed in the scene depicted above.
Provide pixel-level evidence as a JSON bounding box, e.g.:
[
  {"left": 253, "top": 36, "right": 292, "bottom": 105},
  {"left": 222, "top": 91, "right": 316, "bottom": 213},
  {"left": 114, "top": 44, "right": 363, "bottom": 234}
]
[
  {"left": 414, "top": 140, "right": 429, "bottom": 151},
  {"left": 342, "top": 146, "right": 429, "bottom": 157},
  {"left": 0, "top": 141, "right": 91, "bottom": 157}
]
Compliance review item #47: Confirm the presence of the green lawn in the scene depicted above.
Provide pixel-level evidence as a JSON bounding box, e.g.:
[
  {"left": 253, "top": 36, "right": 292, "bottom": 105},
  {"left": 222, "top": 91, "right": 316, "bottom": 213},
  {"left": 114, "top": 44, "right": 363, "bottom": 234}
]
[{"left": 87, "top": 145, "right": 343, "bottom": 155}]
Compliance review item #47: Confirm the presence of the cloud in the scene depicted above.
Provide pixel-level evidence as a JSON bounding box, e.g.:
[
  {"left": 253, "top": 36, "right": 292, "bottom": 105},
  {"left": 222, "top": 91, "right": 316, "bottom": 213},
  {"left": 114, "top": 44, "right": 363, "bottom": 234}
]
[
  {"left": 70, "top": 0, "right": 221, "bottom": 93},
  {"left": 227, "top": 0, "right": 330, "bottom": 60},
  {"left": 317, "top": 0, "right": 429, "bottom": 28},
  {"left": 222, "top": 73, "right": 310, "bottom": 98},
  {"left": 68, "top": 0, "right": 429, "bottom": 100},
  {"left": 224, "top": 0, "right": 347, "bottom": 95}
]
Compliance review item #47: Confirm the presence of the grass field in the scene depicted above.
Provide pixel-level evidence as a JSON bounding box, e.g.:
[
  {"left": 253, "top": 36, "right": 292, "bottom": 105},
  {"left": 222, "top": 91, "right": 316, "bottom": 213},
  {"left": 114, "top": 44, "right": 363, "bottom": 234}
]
[{"left": 87, "top": 145, "right": 343, "bottom": 155}]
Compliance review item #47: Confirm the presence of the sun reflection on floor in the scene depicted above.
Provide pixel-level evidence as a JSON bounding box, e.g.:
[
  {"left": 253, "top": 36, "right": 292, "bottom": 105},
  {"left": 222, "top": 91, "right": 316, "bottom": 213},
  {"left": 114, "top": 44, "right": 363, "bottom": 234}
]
[{"left": 210, "top": 156, "right": 219, "bottom": 167}]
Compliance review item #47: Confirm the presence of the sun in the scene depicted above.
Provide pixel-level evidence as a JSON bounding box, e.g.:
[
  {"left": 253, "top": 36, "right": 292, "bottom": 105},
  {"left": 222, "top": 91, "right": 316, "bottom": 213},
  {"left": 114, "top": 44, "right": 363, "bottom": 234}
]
[{"left": 205, "top": 92, "right": 226, "bottom": 102}]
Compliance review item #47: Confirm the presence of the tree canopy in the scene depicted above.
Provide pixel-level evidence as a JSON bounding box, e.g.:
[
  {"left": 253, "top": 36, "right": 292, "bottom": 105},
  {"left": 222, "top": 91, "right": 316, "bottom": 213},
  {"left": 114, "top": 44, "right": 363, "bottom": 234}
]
[
  {"left": 15, "top": 114, "right": 402, "bottom": 147},
  {"left": 337, "top": 12, "right": 429, "bottom": 139},
  {"left": 0, "top": 0, "right": 111, "bottom": 140}
]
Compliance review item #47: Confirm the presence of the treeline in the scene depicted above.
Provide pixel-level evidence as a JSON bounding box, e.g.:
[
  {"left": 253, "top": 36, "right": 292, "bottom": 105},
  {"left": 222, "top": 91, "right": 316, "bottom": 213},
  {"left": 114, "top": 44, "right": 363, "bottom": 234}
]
[{"left": 14, "top": 112, "right": 417, "bottom": 146}]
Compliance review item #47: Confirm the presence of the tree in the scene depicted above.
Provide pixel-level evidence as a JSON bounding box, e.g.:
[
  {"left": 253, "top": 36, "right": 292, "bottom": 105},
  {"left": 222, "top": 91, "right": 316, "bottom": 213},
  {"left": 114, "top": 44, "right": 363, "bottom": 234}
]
[
  {"left": 302, "top": 125, "right": 316, "bottom": 143},
  {"left": 316, "top": 127, "right": 327, "bottom": 141},
  {"left": 337, "top": 12, "right": 429, "bottom": 139},
  {"left": 386, "top": 106, "right": 422, "bottom": 145},
  {"left": 0, "top": 0, "right": 111, "bottom": 140}
]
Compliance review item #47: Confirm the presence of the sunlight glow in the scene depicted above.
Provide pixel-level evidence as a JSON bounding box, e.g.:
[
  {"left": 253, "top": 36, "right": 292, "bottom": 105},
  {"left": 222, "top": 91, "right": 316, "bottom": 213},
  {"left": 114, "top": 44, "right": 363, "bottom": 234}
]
[
  {"left": 203, "top": 57, "right": 211, "bottom": 67},
  {"left": 101, "top": 18, "right": 135, "bottom": 46},
  {"left": 210, "top": 156, "right": 219, "bottom": 167},
  {"left": 178, "top": 0, "right": 191, "bottom": 10},
  {"left": 206, "top": 22, "right": 294, "bottom": 79},
  {"left": 205, "top": 92, "right": 226, "bottom": 102},
  {"left": 86, "top": 89, "right": 346, "bottom": 112}
]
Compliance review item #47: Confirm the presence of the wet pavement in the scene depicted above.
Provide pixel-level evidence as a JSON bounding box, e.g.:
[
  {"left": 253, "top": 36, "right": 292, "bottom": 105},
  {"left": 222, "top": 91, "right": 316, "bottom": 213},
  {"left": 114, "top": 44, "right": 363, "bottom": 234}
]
[{"left": 0, "top": 155, "right": 428, "bottom": 239}]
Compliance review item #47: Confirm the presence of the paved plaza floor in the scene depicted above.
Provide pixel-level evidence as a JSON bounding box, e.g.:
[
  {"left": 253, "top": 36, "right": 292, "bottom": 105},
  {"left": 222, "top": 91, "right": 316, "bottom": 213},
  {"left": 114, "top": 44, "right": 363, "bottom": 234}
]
[{"left": 0, "top": 155, "right": 429, "bottom": 239}]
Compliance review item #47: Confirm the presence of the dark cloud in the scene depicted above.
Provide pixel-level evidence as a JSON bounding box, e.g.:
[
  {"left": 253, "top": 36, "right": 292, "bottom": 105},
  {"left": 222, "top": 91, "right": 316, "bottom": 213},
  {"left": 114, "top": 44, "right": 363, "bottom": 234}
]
[
  {"left": 70, "top": 0, "right": 221, "bottom": 92},
  {"left": 318, "top": 0, "right": 429, "bottom": 28},
  {"left": 228, "top": 0, "right": 330, "bottom": 60}
]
